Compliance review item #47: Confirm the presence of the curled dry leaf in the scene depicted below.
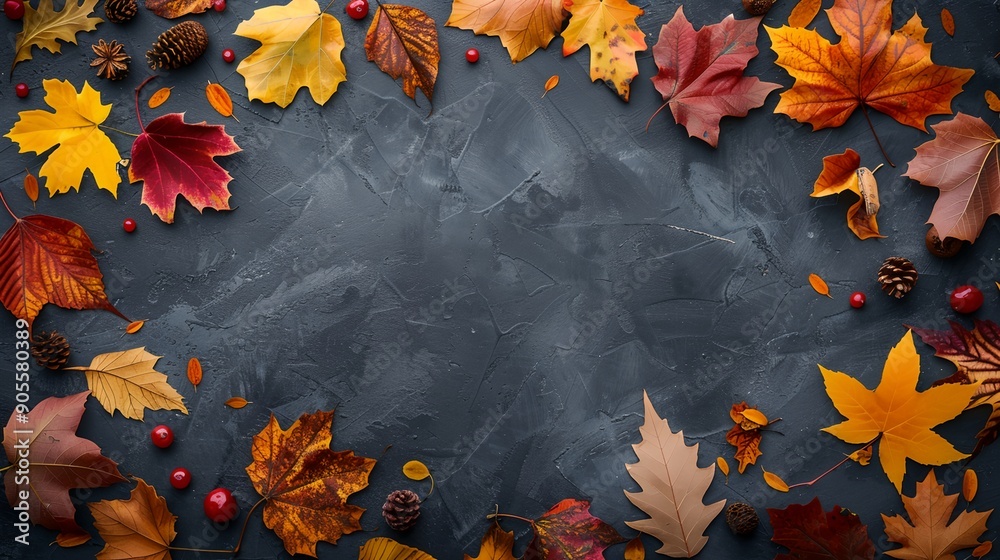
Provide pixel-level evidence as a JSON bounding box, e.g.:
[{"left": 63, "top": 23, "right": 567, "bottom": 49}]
[
  {"left": 64, "top": 348, "right": 188, "bottom": 421},
  {"left": 787, "top": 0, "right": 821, "bottom": 28},
  {"left": 762, "top": 468, "right": 789, "bottom": 492},
  {"left": 940, "top": 8, "right": 955, "bottom": 37},
  {"left": 986, "top": 91, "right": 1000, "bottom": 112},
  {"left": 542, "top": 75, "right": 558, "bottom": 98},
  {"left": 187, "top": 357, "right": 202, "bottom": 389},
  {"left": 847, "top": 444, "right": 872, "bottom": 466},
  {"left": 726, "top": 402, "right": 764, "bottom": 473},
  {"left": 624, "top": 537, "right": 644, "bottom": 560},
  {"left": 125, "top": 319, "right": 145, "bottom": 334},
  {"left": 360, "top": 537, "right": 436, "bottom": 560},
  {"left": 225, "top": 397, "right": 249, "bottom": 408},
  {"left": 964, "top": 469, "right": 978, "bottom": 502},
  {"left": 23, "top": 172, "right": 38, "bottom": 207},
  {"left": 206, "top": 82, "right": 238, "bottom": 121},
  {"left": 90, "top": 478, "right": 177, "bottom": 559},
  {"left": 812, "top": 148, "right": 885, "bottom": 239}
]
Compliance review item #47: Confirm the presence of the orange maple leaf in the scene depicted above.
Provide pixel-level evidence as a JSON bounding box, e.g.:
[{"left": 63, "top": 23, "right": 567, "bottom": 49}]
[
  {"left": 446, "top": 0, "right": 566, "bottom": 63},
  {"left": 725, "top": 402, "right": 764, "bottom": 473},
  {"left": 561, "top": 0, "right": 646, "bottom": 101}
]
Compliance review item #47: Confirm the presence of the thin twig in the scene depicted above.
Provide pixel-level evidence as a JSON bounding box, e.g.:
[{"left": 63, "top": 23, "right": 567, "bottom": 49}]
[{"left": 861, "top": 104, "right": 894, "bottom": 168}]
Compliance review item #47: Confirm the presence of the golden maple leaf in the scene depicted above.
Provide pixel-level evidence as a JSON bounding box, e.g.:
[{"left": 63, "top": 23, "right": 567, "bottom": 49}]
[
  {"left": 561, "top": 0, "right": 646, "bottom": 101},
  {"left": 820, "top": 331, "right": 979, "bottom": 492},
  {"left": 5, "top": 79, "right": 121, "bottom": 197},
  {"left": 12, "top": 0, "right": 102, "bottom": 72},
  {"left": 360, "top": 537, "right": 436, "bottom": 560},
  {"left": 766, "top": 0, "right": 972, "bottom": 132},
  {"left": 446, "top": 0, "right": 566, "bottom": 63},
  {"left": 465, "top": 525, "right": 516, "bottom": 560},
  {"left": 882, "top": 470, "right": 992, "bottom": 560},
  {"left": 65, "top": 348, "right": 187, "bottom": 421},
  {"left": 365, "top": 4, "right": 439, "bottom": 105},
  {"left": 235, "top": 0, "right": 346, "bottom": 108},
  {"left": 90, "top": 478, "right": 177, "bottom": 560}
]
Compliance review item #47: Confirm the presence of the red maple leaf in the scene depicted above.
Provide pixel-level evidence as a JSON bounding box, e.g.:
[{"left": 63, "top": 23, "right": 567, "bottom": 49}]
[
  {"left": 129, "top": 112, "right": 241, "bottom": 224},
  {"left": 526, "top": 499, "right": 624, "bottom": 560},
  {"left": 768, "top": 498, "right": 875, "bottom": 560},
  {"left": 649, "top": 7, "right": 780, "bottom": 147}
]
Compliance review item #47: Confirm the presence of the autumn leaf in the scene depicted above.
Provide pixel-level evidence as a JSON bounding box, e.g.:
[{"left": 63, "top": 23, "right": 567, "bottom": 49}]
[
  {"left": 365, "top": 4, "right": 439, "bottom": 106},
  {"left": 820, "top": 330, "right": 979, "bottom": 492},
  {"left": 64, "top": 348, "right": 187, "bottom": 421},
  {"left": 913, "top": 319, "right": 1000, "bottom": 456},
  {"left": 145, "top": 0, "right": 212, "bottom": 19},
  {"left": 883, "top": 470, "right": 992, "bottom": 560},
  {"left": 808, "top": 273, "right": 833, "bottom": 297},
  {"left": 129, "top": 112, "right": 241, "bottom": 224},
  {"left": 0, "top": 199, "right": 127, "bottom": 330},
  {"left": 360, "top": 537, "right": 435, "bottom": 560},
  {"left": 187, "top": 357, "right": 202, "bottom": 390},
  {"left": 225, "top": 397, "right": 250, "bottom": 408},
  {"left": 446, "top": 0, "right": 565, "bottom": 63},
  {"left": 5, "top": 79, "right": 122, "bottom": 197},
  {"left": 762, "top": 468, "right": 789, "bottom": 493},
  {"left": 766, "top": 0, "right": 973, "bottom": 147},
  {"left": 12, "top": 0, "right": 102, "bottom": 72},
  {"left": 235, "top": 0, "right": 347, "bottom": 108},
  {"left": 23, "top": 172, "right": 38, "bottom": 207},
  {"left": 964, "top": 469, "right": 978, "bottom": 502},
  {"left": 973, "top": 542, "right": 993, "bottom": 558},
  {"left": 625, "top": 538, "right": 644, "bottom": 560},
  {"left": 940, "top": 8, "right": 955, "bottom": 37},
  {"left": 90, "top": 478, "right": 177, "bottom": 560},
  {"left": 726, "top": 402, "right": 764, "bottom": 473},
  {"left": 542, "top": 75, "right": 559, "bottom": 98},
  {"left": 769, "top": 498, "right": 876, "bottom": 559},
  {"left": 716, "top": 457, "right": 730, "bottom": 480},
  {"left": 465, "top": 524, "right": 515, "bottom": 560},
  {"left": 649, "top": 8, "right": 779, "bottom": 147},
  {"left": 3, "top": 392, "right": 126, "bottom": 545},
  {"left": 986, "top": 91, "right": 1000, "bottom": 112},
  {"left": 561, "top": 0, "right": 646, "bottom": 101},
  {"left": 148, "top": 87, "right": 171, "bottom": 109},
  {"left": 206, "top": 83, "right": 238, "bottom": 121},
  {"left": 787, "top": 0, "right": 821, "bottom": 28},
  {"left": 626, "top": 391, "right": 724, "bottom": 557},
  {"left": 525, "top": 499, "right": 624, "bottom": 560},
  {"left": 125, "top": 319, "right": 145, "bottom": 334},
  {"left": 904, "top": 113, "right": 1000, "bottom": 243},
  {"left": 847, "top": 445, "right": 872, "bottom": 466},
  {"left": 246, "top": 409, "right": 376, "bottom": 557},
  {"left": 811, "top": 148, "right": 885, "bottom": 239}
]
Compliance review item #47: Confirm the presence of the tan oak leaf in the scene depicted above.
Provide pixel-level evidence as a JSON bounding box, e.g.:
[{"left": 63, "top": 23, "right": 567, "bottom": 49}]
[{"left": 65, "top": 348, "right": 187, "bottom": 421}]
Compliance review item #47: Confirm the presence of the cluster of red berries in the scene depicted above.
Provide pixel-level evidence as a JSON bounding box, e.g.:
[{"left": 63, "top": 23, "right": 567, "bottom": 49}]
[
  {"left": 847, "top": 284, "right": 985, "bottom": 314},
  {"left": 151, "top": 425, "right": 240, "bottom": 523}
]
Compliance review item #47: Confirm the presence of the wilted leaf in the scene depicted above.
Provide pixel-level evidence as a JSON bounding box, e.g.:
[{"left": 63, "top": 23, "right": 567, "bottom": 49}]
[
  {"left": 650, "top": 8, "right": 779, "bottom": 147},
  {"left": 6, "top": 79, "right": 122, "bottom": 197},
  {"left": 964, "top": 469, "right": 978, "bottom": 502},
  {"left": 12, "top": 0, "right": 102, "bottom": 72},
  {"left": 125, "top": 320, "right": 145, "bottom": 334},
  {"left": 763, "top": 468, "right": 789, "bottom": 493},
  {"left": 187, "top": 357, "right": 202, "bottom": 390},
  {"left": 446, "top": 0, "right": 565, "bottom": 63},
  {"left": 225, "top": 397, "right": 249, "bottom": 409},
  {"left": 940, "top": 8, "right": 955, "bottom": 37},
  {"left": 986, "top": 91, "right": 1000, "bottom": 112},
  {"left": 148, "top": 87, "right": 172, "bottom": 109},
  {"left": 360, "top": 537, "right": 435, "bottom": 560},
  {"left": 365, "top": 4, "right": 439, "bottom": 106},
  {"left": 3, "top": 392, "right": 126, "bottom": 545},
  {"left": 847, "top": 445, "right": 872, "bottom": 466},
  {"left": 542, "top": 75, "right": 558, "bottom": 98},
  {"left": 820, "top": 331, "right": 979, "bottom": 492},
  {"left": 624, "top": 538, "right": 644, "bottom": 560},
  {"left": 626, "top": 391, "right": 725, "bottom": 557},
  {"left": 23, "top": 172, "right": 38, "bottom": 207},
  {"left": 882, "top": 470, "right": 992, "bottom": 560},
  {"left": 527, "top": 499, "right": 624, "bottom": 560},
  {"left": 769, "top": 498, "right": 876, "bottom": 559},
  {"left": 562, "top": 0, "right": 646, "bottom": 101},
  {"left": 64, "top": 348, "right": 188, "bottom": 421},
  {"left": 726, "top": 402, "right": 763, "bottom": 473},
  {"left": 787, "top": 0, "right": 821, "bottom": 28},
  {"left": 811, "top": 149, "right": 886, "bottom": 239},
  {"left": 90, "top": 478, "right": 176, "bottom": 559},
  {"left": 206, "top": 83, "right": 237, "bottom": 121},
  {"left": 246, "top": 409, "right": 376, "bottom": 556},
  {"left": 465, "top": 525, "right": 515, "bottom": 560},
  {"left": 145, "top": 0, "right": 212, "bottom": 19},
  {"left": 129, "top": 113, "right": 240, "bottom": 223}
]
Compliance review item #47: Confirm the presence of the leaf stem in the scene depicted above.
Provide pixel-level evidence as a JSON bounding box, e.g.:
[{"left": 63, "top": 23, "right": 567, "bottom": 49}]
[
  {"left": 861, "top": 105, "right": 894, "bottom": 168},
  {"left": 645, "top": 101, "right": 671, "bottom": 133},
  {"left": 426, "top": 473, "right": 435, "bottom": 499},
  {"left": 0, "top": 190, "right": 17, "bottom": 221},
  {"left": 0, "top": 465, "right": 12, "bottom": 473},
  {"left": 168, "top": 546, "right": 235, "bottom": 554},
  {"left": 231, "top": 497, "right": 267, "bottom": 555},
  {"left": 134, "top": 76, "right": 157, "bottom": 133},
  {"left": 486, "top": 511, "right": 534, "bottom": 525},
  {"left": 786, "top": 436, "right": 879, "bottom": 490},
  {"left": 98, "top": 125, "right": 139, "bottom": 138}
]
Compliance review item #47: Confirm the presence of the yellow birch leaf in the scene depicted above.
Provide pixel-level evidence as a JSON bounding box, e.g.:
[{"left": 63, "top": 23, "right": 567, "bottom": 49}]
[
  {"left": 561, "top": 0, "right": 646, "bottom": 101},
  {"left": 808, "top": 273, "right": 832, "bottom": 298},
  {"left": 716, "top": 457, "right": 730, "bottom": 481},
  {"left": 64, "top": 347, "right": 187, "bottom": 421},
  {"left": 360, "top": 537, "right": 436, "bottom": 560},
  {"left": 402, "top": 460, "right": 430, "bottom": 480},
  {"left": 147, "top": 87, "right": 172, "bottom": 109},
  {"left": 763, "top": 468, "right": 789, "bottom": 492},
  {"left": 225, "top": 397, "right": 250, "bottom": 408}
]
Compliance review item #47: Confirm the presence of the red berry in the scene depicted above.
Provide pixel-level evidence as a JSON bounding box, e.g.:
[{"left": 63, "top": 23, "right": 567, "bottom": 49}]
[
  {"left": 170, "top": 467, "right": 192, "bottom": 489},
  {"left": 204, "top": 488, "right": 239, "bottom": 523},
  {"left": 346, "top": 0, "right": 368, "bottom": 19},
  {"left": 151, "top": 425, "right": 174, "bottom": 448},
  {"left": 5, "top": 0, "right": 24, "bottom": 20},
  {"left": 950, "top": 285, "right": 984, "bottom": 314},
  {"left": 212, "top": 0, "right": 225, "bottom": 11},
  {"left": 123, "top": 218, "right": 137, "bottom": 233},
  {"left": 849, "top": 291, "right": 866, "bottom": 309},
  {"left": 14, "top": 83, "right": 29, "bottom": 98},
  {"left": 465, "top": 48, "right": 479, "bottom": 63},
  {"left": 222, "top": 48, "right": 235, "bottom": 63}
]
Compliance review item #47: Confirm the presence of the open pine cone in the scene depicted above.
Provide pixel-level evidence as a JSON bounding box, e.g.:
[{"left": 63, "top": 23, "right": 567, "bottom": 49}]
[
  {"left": 147, "top": 21, "right": 209, "bottom": 70},
  {"left": 382, "top": 490, "right": 420, "bottom": 531},
  {"left": 91, "top": 40, "right": 131, "bottom": 80},
  {"left": 877, "top": 256, "right": 918, "bottom": 298},
  {"left": 30, "top": 331, "right": 71, "bottom": 370}
]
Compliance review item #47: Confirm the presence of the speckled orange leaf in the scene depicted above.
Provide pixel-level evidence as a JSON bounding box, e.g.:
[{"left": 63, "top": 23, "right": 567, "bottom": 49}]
[
  {"left": 23, "top": 172, "right": 38, "bottom": 206},
  {"left": 145, "top": 0, "right": 211, "bottom": 18},
  {"left": 147, "top": 87, "right": 171, "bottom": 109},
  {"left": 365, "top": 4, "right": 439, "bottom": 106},
  {"left": 465, "top": 524, "right": 516, "bottom": 560},
  {"left": 726, "top": 402, "right": 763, "bottom": 473},
  {"left": 940, "top": 8, "right": 955, "bottom": 37},
  {"left": 986, "top": 91, "right": 1000, "bottom": 112},
  {"left": 187, "top": 357, "right": 202, "bottom": 390},
  {"left": 561, "top": 0, "right": 646, "bottom": 101},
  {"left": 787, "top": 0, "right": 821, "bottom": 28},
  {"left": 246, "top": 409, "right": 376, "bottom": 557},
  {"left": 767, "top": 0, "right": 973, "bottom": 132},
  {"left": 446, "top": 0, "right": 565, "bottom": 63},
  {"left": 812, "top": 149, "right": 885, "bottom": 240},
  {"left": 90, "top": 477, "right": 177, "bottom": 560},
  {"left": 964, "top": 469, "right": 978, "bottom": 502},
  {"left": 225, "top": 397, "right": 249, "bottom": 409},
  {"left": 527, "top": 499, "right": 624, "bottom": 560}
]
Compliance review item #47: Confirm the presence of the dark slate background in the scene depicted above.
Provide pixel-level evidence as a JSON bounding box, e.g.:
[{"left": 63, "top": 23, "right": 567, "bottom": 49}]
[{"left": 1, "top": 0, "right": 1000, "bottom": 557}]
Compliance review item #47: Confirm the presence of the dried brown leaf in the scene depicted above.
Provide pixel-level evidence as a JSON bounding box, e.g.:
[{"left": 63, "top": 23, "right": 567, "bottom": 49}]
[{"left": 941, "top": 8, "right": 955, "bottom": 37}]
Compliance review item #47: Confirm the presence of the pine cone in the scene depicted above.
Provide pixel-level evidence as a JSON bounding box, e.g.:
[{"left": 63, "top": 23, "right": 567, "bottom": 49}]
[
  {"left": 147, "top": 21, "right": 208, "bottom": 70},
  {"left": 878, "top": 256, "right": 918, "bottom": 298},
  {"left": 726, "top": 502, "right": 759, "bottom": 536},
  {"left": 30, "top": 331, "right": 70, "bottom": 370},
  {"left": 104, "top": 0, "right": 137, "bottom": 23},
  {"left": 382, "top": 490, "right": 420, "bottom": 531},
  {"left": 91, "top": 40, "right": 131, "bottom": 80},
  {"left": 742, "top": 0, "right": 775, "bottom": 16}
]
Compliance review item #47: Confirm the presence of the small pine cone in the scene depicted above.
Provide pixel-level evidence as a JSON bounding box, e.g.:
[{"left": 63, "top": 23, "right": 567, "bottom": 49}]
[
  {"left": 726, "top": 502, "right": 759, "bottom": 536},
  {"left": 382, "top": 490, "right": 420, "bottom": 531},
  {"left": 878, "top": 256, "right": 918, "bottom": 298},
  {"left": 30, "top": 331, "right": 71, "bottom": 370},
  {"left": 742, "top": 0, "right": 775, "bottom": 16},
  {"left": 104, "top": 0, "right": 137, "bottom": 23},
  {"left": 147, "top": 21, "right": 208, "bottom": 70}
]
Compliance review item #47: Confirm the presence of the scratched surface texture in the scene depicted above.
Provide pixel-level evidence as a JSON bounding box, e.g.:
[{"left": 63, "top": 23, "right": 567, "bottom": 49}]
[{"left": 1, "top": 0, "right": 1000, "bottom": 557}]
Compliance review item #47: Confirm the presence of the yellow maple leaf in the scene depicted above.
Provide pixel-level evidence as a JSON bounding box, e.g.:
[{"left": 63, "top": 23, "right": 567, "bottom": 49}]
[
  {"left": 446, "top": 0, "right": 566, "bottom": 63},
  {"left": 235, "top": 0, "right": 346, "bottom": 108},
  {"left": 64, "top": 347, "right": 188, "bottom": 421},
  {"left": 5, "top": 79, "right": 121, "bottom": 197},
  {"left": 820, "top": 331, "right": 979, "bottom": 492},
  {"left": 561, "top": 0, "right": 646, "bottom": 101},
  {"left": 12, "top": 0, "right": 102, "bottom": 72}
]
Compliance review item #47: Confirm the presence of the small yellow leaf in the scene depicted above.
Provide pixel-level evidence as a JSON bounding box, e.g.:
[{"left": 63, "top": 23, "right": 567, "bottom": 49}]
[
  {"left": 964, "top": 469, "right": 978, "bottom": 502},
  {"left": 716, "top": 457, "right": 730, "bottom": 480},
  {"left": 225, "top": 397, "right": 250, "bottom": 408},
  {"left": 808, "top": 273, "right": 832, "bottom": 298},
  {"left": 125, "top": 320, "right": 145, "bottom": 334},
  {"left": 940, "top": 8, "right": 955, "bottom": 37},
  {"left": 542, "top": 75, "right": 559, "bottom": 98},
  {"left": 762, "top": 468, "right": 789, "bottom": 492},
  {"left": 624, "top": 537, "right": 645, "bottom": 560},
  {"left": 973, "top": 541, "right": 993, "bottom": 558},
  {"left": 740, "top": 408, "right": 768, "bottom": 427},
  {"left": 23, "top": 171, "right": 38, "bottom": 207},
  {"left": 148, "top": 87, "right": 172, "bottom": 109},
  {"left": 187, "top": 357, "right": 202, "bottom": 390},
  {"left": 206, "top": 82, "right": 238, "bottom": 121},
  {"left": 847, "top": 445, "right": 872, "bottom": 466},
  {"left": 402, "top": 460, "right": 430, "bottom": 481},
  {"left": 986, "top": 90, "right": 1000, "bottom": 113}
]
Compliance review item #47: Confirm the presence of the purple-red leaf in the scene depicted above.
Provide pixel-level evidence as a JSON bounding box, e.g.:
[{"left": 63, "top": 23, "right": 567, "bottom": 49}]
[
  {"left": 768, "top": 498, "right": 875, "bottom": 559},
  {"left": 526, "top": 499, "right": 624, "bottom": 560}
]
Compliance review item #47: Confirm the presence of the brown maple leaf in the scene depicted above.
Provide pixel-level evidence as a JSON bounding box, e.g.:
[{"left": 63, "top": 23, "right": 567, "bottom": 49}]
[
  {"left": 904, "top": 113, "right": 1000, "bottom": 243},
  {"left": 245, "top": 409, "right": 376, "bottom": 557},
  {"left": 365, "top": 4, "right": 439, "bottom": 106},
  {"left": 882, "top": 470, "right": 992, "bottom": 560},
  {"left": 3, "top": 392, "right": 126, "bottom": 545},
  {"left": 90, "top": 477, "right": 177, "bottom": 559},
  {"left": 725, "top": 402, "right": 764, "bottom": 473}
]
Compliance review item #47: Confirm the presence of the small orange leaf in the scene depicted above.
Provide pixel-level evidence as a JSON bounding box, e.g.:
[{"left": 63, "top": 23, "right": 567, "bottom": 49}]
[
  {"left": 763, "top": 468, "right": 789, "bottom": 492},
  {"left": 624, "top": 537, "right": 645, "bottom": 560},
  {"left": 964, "top": 469, "right": 978, "bottom": 501},
  {"left": 147, "top": 87, "right": 172, "bottom": 109},
  {"left": 23, "top": 171, "right": 38, "bottom": 207},
  {"left": 206, "top": 83, "right": 238, "bottom": 121},
  {"left": 716, "top": 457, "right": 730, "bottom": 480},
  {"left": 808, "top": 273, "right": 832, "bottom": 298},
  {"left": 973, "top": 541, "right": 993, "bottom": 558},
  {"left": 940, "top": 8, "right": 955, "bottom": 37},
  {"left": 186, "top": 357, "right": 202, "bottom": 390},
  {"left": 542, "top": 75, "right": 559, "bottom": 98},
  {"left": 740, "top": 408, "right": 768, "bottom": 427},
  {"left": 125, "top": 320, "right": 145, "bottom": 334},
  {"left": 847, "top": 445, "right": 872, "bottom": 466},
  {"left": 225, "top": 397, "right": 250, "bottom": 409},
  {"left": 986, "top": 91, "right": 1000, "bottom": 113},
  {"left": 787, "top": 0, "right": 821, "bottom": 28}
]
